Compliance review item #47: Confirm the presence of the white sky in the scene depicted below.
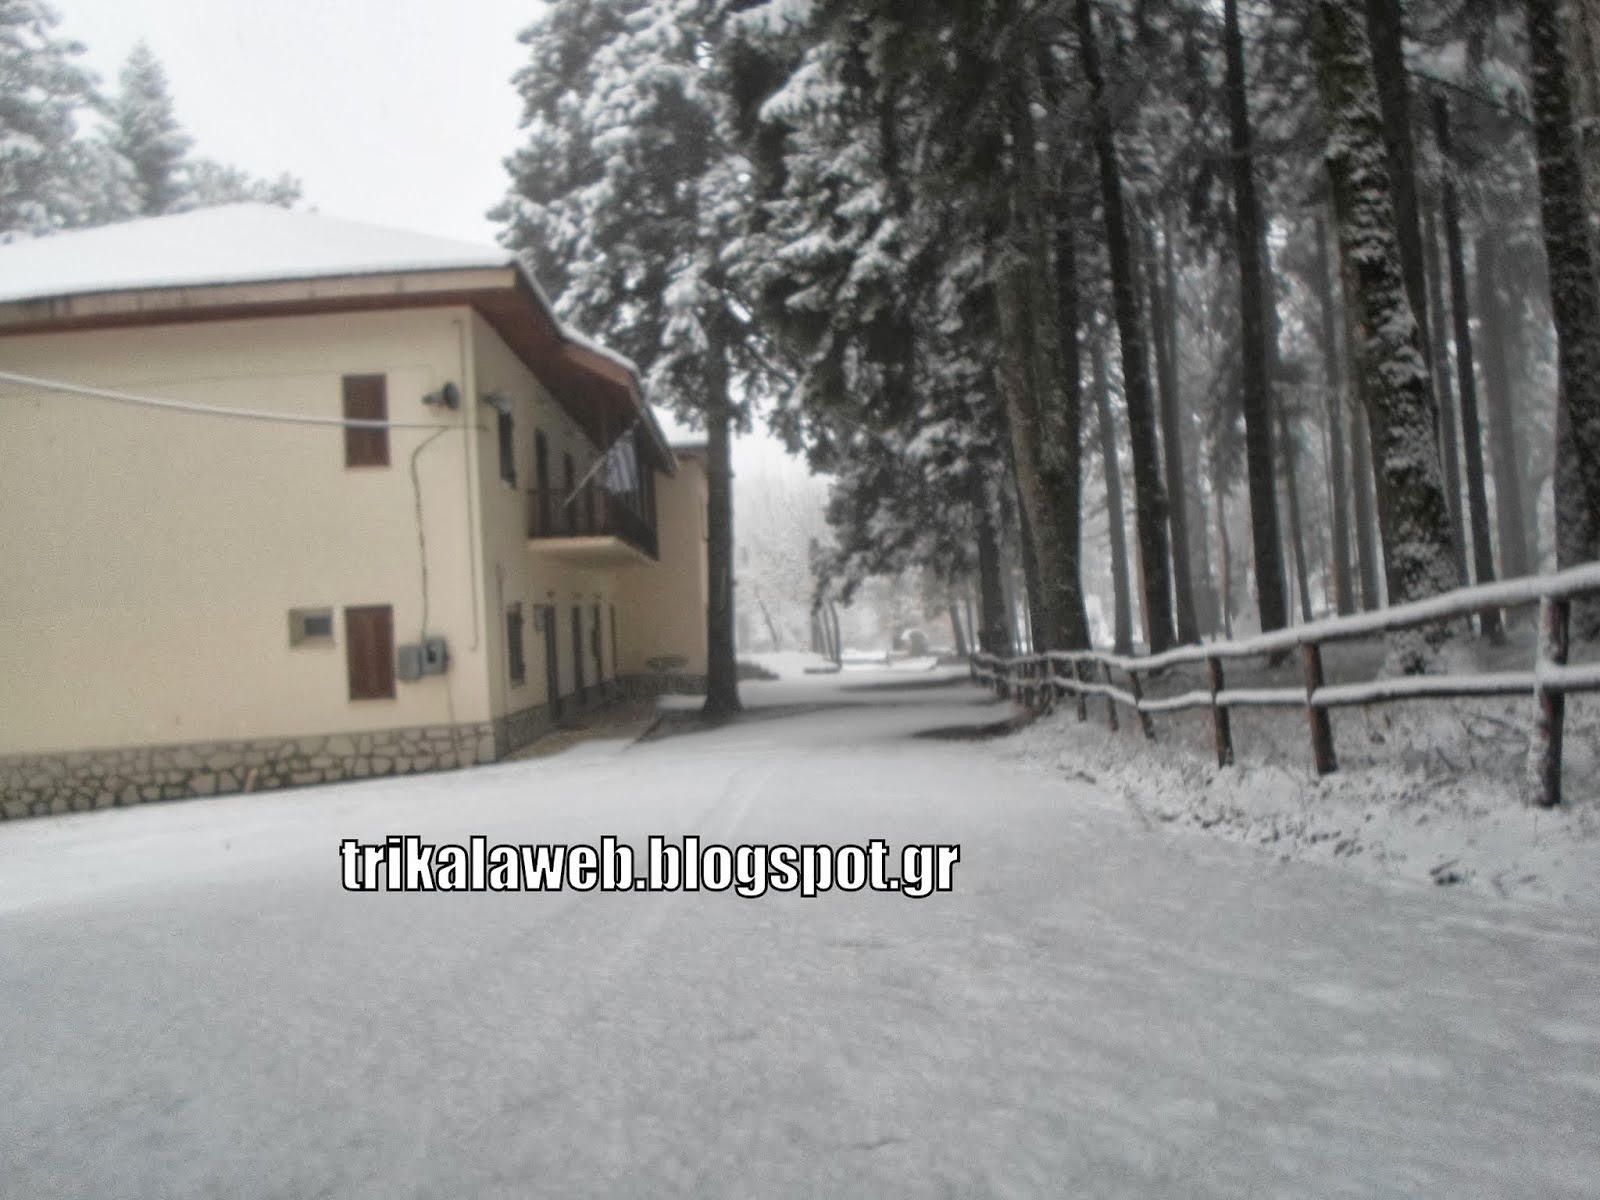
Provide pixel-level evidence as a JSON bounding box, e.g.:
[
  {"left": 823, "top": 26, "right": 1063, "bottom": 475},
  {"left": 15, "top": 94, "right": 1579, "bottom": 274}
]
[{"left": 55, "top": 0, "right": 537, "bottom": 246}]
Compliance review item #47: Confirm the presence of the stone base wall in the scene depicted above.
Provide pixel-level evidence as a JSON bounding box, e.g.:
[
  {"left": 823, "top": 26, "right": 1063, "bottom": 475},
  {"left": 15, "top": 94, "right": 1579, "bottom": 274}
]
[
  {"left": 0, "top": 721, "right": 499, "bottom": 821},
  {"left": 617, "top": 672, "right": 708, "bottom": 701},
  {"left": 0, "top": 682, "right": 653, "bottom": 821},
  {"left": 494, "top": 701, "right": 555, "bottom": 759}
]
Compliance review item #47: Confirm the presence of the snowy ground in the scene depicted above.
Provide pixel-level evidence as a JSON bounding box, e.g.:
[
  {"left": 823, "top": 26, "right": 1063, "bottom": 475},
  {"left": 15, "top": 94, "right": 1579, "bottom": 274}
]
[
  {"left": 996, "top": 631, "right": 1600, "bottom": 908},
  {"left": 4, "top": 664, "right": 1600, "bottom": 1198}
]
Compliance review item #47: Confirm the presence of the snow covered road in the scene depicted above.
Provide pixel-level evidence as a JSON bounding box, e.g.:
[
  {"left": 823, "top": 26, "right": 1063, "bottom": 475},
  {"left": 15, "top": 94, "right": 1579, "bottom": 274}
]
[{"left": 4, "top": 675, "right": 1599, "bottom": 1198}]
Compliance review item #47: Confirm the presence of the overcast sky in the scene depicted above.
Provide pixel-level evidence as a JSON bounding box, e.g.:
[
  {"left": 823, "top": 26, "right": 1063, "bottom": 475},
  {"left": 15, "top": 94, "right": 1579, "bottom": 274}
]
[{"left": 56, "top": 0, "right": 538, "bottom": 247}]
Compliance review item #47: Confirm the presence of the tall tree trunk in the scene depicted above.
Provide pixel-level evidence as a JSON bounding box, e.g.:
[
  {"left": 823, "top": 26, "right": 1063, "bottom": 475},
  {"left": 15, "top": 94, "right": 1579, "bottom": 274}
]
[
  {"left": 1434, "top": 94, "right": 1502, "bottom": 638},
  {"left": 1169, "top": 256, "right": 1220, "bottom": 638},
  {"left": 1144, "top": 215, "right": 1200, "bottom": 644},
  {"left": 1363, "top": 0, "right": 1433, "bottom": 373},
  {"left": 701, "top": 330, "right": 742, "bottom": 716},
  {"left": 1351, "top": 398, "right": 1383, "bottom": 609},
  {"left": 1092, "top": 332, "right": 1134, "bottom": 654},
  {"left": 1189, "top": 473, "right": 1221, "bottom": 636},
  {"left": 1076, "top": 0, "right": 1175, "bottom": 653},
  {"left": 1277, "top": 400, "right": 1315, "bottom": 622},
  {"left": 1569, "top": 0, "right": 1600, "bottom": 251},
  {"left": 1014, "top": 490, "right": 1044, "bottom": 649},
  {"left": 1313, "top": 0, "right": 1460, "bottom": 662},
  {"left": 1214, "top": 477, "right": 1235, "bottom": 638},
  {"left": 970, "top": 465, "right": 1011, "bottom": 655},
  {"left": 1045, "top": 187, "right": 1093, "bottom": 649},
  {"left": 948, "top": 596, "right": 969, "bottom": 657},
  {"left": 990, "top": 82, "right": 1090, "bottom": 653},
  {"left": 1476, "top": 231, "right": 1532, "bottom": 579},
  {"left": 1526, "top": 0, "right": 1600, "bottom": 623},
  {"left": 1221, "top": 0, "right": 1289, "bottom": 635},
  {"left": 1424, "top": 206, "right": 1469, "bottom": 583},
  {"left": 1315, "top": 214, "right": 1357, "bottom": 615}
]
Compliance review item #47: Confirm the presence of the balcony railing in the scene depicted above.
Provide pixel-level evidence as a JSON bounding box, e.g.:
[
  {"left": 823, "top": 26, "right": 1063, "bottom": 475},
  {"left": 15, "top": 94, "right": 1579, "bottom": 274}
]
[{"left": 527, "top": 483, "right": 657, "bottom": 561}]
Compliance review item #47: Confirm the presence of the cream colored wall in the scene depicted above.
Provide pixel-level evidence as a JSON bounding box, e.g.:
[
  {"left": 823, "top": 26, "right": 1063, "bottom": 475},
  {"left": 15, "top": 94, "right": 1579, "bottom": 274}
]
[
  {"left": 0, "top": 308, "right": 492, "bottom": 755},
  {"left": 615, "top": 455, "right": 709, "bottom": 676},
  {"left": 469, "top": 313, "right": 629, "bottom": 716}
]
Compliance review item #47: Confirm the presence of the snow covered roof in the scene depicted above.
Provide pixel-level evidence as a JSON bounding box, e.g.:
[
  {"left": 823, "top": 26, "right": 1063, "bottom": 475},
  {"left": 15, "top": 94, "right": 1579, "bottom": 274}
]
[
  {"left": 0, "top": 204, "right": 676, "bottom": 473},
  {"left": 0, "top": 204, "right": 516, "bottom": 304}
]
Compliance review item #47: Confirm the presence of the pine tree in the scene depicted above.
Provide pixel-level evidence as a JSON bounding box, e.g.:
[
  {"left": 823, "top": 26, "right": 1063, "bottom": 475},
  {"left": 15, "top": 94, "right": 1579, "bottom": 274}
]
[
  {"left": 1525, "top": 0, "right": 1600, "bottom": 609},
  {"left": 1432, "top": 92, "right": 1500, "bottom": 636},
  {"left": 1076, "top": 0, "right": 1175, "bottom": 654},
  {"left": 186, "top": 160, "right": 301, "bottom": 209},
  {"left": 496, "top": 0, "right": 765, "bottom": 714},
  {"left": 1475, "top": 230, "right": 1531, "bottom": 579},
  {"left": 1091, "top": 325, "right": 1135, "bottom": 655},
  {"left": 1221, "top": 0, "right": 1290, "bottom": 635},
  {"left": 1311, "top": 0, "right": 1459, "bottom": 662},
  {"left": 1313, "top": 213, "right": 1357, "bottom": 615},
  {"left": 110, "top": 41, "right": 191, "bottom": 216},
  {"left": 1361, "top": 0, "right": 1433, "bottom": 371},
  {"left": 0, "top": 0, "right": 96, "bottom": 235}
]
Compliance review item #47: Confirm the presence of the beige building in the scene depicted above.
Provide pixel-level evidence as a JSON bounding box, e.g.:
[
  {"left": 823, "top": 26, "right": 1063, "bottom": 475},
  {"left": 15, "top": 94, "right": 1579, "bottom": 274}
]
[{"left": 0, "top": 205, "right": 708, "bottom": 819}]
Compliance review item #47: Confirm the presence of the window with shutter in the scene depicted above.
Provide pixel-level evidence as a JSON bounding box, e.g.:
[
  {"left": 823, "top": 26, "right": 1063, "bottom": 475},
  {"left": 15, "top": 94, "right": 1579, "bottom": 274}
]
[
  {"left": 345, "top": 605, "right": 396, "bottom": 700},
  {"left": 498, "top": 409, "right": 516, "bottom": 485},
  {"left": 343, "top": 375, "right": 389, "bottom": 467}
]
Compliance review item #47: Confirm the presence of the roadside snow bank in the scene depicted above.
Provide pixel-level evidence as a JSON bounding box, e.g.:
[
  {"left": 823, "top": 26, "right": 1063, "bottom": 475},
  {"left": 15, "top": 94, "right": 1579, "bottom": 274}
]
[{"left": 999, "top": 698, "right": 1600, "bottom": 908}]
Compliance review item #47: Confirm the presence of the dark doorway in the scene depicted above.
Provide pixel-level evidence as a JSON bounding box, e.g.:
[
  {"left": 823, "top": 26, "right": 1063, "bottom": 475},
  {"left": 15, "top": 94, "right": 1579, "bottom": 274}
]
[
  {"left": 571, "top": 605, "right": 586, "bottom": 703},
  {"left": 539, "top": 605, "right": 560, "bottom": 718},
  {"left": 534, "top": 432, "right": 551, "bottom": 535}
]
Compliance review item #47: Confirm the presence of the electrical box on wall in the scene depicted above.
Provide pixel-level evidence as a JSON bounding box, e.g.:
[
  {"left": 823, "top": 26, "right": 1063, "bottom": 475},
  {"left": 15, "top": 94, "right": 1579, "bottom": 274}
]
[
  {"left": 421, "top": 637, "right": 450, "bottom": 675},
  {"left": 396, "top": 638, "right": 450, "bottom": 682}
]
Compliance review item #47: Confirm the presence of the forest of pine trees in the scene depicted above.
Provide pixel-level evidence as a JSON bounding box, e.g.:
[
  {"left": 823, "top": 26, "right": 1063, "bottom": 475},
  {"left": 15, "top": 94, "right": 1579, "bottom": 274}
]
[
  {"left": 0, "top": 4, "right": 299, "bottom": 239},
  {"left": 495, "top": 0, "right": 1600, "bottom": 694},
  {"left": 8, "top": 0, "right": 1595, "bottom": 704}
]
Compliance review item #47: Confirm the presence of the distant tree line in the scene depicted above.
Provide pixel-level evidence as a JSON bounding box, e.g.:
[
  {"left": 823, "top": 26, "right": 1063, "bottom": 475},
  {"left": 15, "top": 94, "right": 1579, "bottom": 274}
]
[{"left": 1, "top": 4, "right": 300, "bottom": 238}]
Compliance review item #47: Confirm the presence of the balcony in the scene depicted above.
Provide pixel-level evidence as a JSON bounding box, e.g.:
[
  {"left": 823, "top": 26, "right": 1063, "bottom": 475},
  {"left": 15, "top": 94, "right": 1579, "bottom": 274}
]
[{"left": 526, "top": 483, "right": 658, "bottom": 566}]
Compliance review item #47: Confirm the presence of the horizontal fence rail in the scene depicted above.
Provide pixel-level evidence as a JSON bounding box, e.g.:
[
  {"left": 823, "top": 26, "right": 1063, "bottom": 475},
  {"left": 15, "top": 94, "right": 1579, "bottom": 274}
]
[{"left": 970, "top": 561, "right": 1600, "bottom": 807}]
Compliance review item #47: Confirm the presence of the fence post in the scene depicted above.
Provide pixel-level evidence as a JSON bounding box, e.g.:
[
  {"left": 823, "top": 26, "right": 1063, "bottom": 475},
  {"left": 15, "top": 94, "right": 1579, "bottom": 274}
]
[
  {"left": 1126, "top": 668, "right": 1155, "bottom": 740},
  {"left": 1302, "top": 642, "right": 1336, "bottom": 775},
  {"left": 1101, "top": 662, "right": 1120, "bottom": 731},
  {"left": 1073, "top": 657, "right": 1088, "bottom": 722},
  {"left": 1527, "top": 595, "right": 1569, "bottom": 808},
  {"left": 1207, "top": 655, "right": 1233, "bottom": 767}
]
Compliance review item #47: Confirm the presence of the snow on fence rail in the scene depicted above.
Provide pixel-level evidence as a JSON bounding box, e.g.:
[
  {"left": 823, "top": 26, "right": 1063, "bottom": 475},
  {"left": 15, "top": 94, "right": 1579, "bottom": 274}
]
[{"left": 969, "top": 561, "right": 1600, "bottom": 808}]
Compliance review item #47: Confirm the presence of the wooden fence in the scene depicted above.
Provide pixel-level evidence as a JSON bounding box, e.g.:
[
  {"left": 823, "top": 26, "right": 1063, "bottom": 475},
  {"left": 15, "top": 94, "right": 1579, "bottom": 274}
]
[{"left": 970, "top": 561, "right": 1600, "bottom": 808}]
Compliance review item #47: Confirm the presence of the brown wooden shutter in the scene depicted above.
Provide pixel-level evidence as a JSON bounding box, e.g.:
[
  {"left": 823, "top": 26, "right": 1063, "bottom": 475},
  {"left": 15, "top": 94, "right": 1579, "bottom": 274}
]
[
  {"left": 343, "top": 375, "right": 389, "bottom": 467},
  {"left": 345, "top": 605, "right": 396, "bottom": 700}
]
